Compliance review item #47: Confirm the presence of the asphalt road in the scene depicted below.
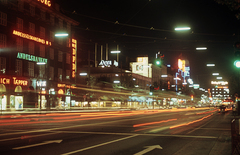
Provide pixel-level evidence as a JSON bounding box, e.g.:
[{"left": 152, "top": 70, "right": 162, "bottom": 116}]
[{"left": 0, "top": 108, "right": 232, "bottom": 155}]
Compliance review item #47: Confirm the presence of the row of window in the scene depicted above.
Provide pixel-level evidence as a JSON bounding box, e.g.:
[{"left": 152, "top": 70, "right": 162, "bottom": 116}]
[
  {"left": 17, "top": 0, "right": 71, "bottom": 31},
  {"left": 0, "top": 57, "right": 70, "bottom": 81}
]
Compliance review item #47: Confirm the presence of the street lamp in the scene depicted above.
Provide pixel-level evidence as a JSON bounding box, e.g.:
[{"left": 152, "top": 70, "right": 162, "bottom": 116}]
[
  {"left": 55, "top": 33, "right": 69, "bottom": 37},
  {"left": 174, "top": 27, "right": 191, "bottom": 31},
  {"left": 196, "top": 47, "right": 207, "bottom": 50},
  {"left": 206, "top": 64, "right": 215, "bottom": 67}
]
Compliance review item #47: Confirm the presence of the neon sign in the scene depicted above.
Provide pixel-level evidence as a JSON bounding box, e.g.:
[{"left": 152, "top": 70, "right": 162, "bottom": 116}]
[
  {"left": 13, "top": 30, "right": 52, "bottom": 46},
  {"left": 58, "top": 83, "right": 76, "bottom": 89},
  {"left": 211, "top": 81, "right": 228, "bottom": 85},
  {"left": 72, "top": 39, "right": 77, "bottom": 78},
  {"left": 0, "top": 77, "right": 28, "bottom": 86},
  {"left": 37, "top": 0, "right": 51, "bottom": 7},
  {"left": 0, "top": 77, "right": 10, "bottom": 84},
  {"left": 13, "top": 77, "right": 28, "bottom": 86},
  {"left": 17, "top": 52, "right": 47, "bottom": 64},
  {"left": 37, "top": 81, "right": 46, "bottom": 87}
]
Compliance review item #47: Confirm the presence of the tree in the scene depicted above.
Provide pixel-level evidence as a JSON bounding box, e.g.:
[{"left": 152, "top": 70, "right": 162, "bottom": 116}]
[{"left": 214, "top": 0, "right": 240, "bottom": 19}]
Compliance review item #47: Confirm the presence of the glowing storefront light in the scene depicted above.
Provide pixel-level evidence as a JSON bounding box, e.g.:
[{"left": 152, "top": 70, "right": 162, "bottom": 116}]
[
  {"left": 13, "top": 30, "right": 51, "bottom": 46},
  {"left": 211, "top": 81, "right": 228, "bottom": 85}
]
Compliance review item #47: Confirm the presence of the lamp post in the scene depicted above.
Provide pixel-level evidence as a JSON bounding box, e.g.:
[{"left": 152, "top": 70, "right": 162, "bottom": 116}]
[{"left": 37, "top": 62, "right": 46, "bottom": 110}]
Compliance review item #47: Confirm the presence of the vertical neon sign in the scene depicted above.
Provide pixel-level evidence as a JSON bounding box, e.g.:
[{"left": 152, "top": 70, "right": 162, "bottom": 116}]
[{"left": 72, "top": 39, "right": 77, "bottom": 78}]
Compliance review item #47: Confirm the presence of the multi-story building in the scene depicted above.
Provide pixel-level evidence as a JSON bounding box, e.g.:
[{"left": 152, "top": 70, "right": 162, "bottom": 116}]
[{"left": 0, "top": 0, "right": 79, "bottom": 110}]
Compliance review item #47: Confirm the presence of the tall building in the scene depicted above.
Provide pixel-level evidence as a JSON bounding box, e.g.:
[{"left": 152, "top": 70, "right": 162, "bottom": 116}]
[{"left": 0, "top": 0, "right": 79, "bottom": 110}]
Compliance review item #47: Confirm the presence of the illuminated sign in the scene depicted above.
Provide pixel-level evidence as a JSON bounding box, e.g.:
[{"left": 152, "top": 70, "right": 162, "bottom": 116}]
[
  {"left": 211, "top": 81, "right": 228, "bottom": 85},
  {"left": 57, "top": 83, "right": 76, "bottom": 89},
  {"left": 58, "top": 89, "right": 64, "bottom": 95},
  {"left": 0, "top": 77, "right": 28, "bottom": 86},
  {"left": 98, "top": 60, "right": 118, "bottom": 67},
  {"left": 137, "top": 57, "right": 148, "bottom": 64},
  {"left": 37, "top": 81, "right": 46, "bottom": 87},
  {"left": 72, "top": 39, "right": 77, "bottom": 78},
  {"left": 0, "top": 77, "right": 10, "bottom": 84},
  {"left": 178, "top": 59, "right": 185, "bottom": 72},
  {"left": 37, "top": 0, "right": 51, "bottom": 7},
  {"left": 99, "top": 60, "right": 112, "bottom": 67},
  {"left": 13, "top": 77, "right": 28, "bottom": 86},
  {"left": 17, "top": 52, "right": 47, "bottom": 64},
  {"left": 13, "top": 30, "right": 52, "bottom": 46}
]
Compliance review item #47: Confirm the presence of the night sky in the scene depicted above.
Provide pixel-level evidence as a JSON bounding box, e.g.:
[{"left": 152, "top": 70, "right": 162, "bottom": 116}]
[{"left": 56, "top": 0, "right": 239, "bottom": 89}]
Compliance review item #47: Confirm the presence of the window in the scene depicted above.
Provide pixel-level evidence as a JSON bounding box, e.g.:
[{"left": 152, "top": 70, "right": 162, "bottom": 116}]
[
  {"left": 0, "top": 34, "right": 6, "bottom": 48},
  {"left": 49, "top": 66, "right": 54, "bottom": 80},
  {"left": 28, "top": 62, "right": 34, "bottom": 77},
  {"left": 16, "top": 38, "right": 23, "bottom": 52},
  {"left": 0, "top": 57, "right": 6, "bottom": 74},
  {"left": 18, "top": 0, "right": 24, "bottom": 11},
  {"left": 66, "top": 53, "right": 70, "bottom": 64},
  {"left": 59, "top": 18, "right": 63, "bottom": 28},
  {"left": 58, "top": 38, "right": 63, "bottom": 45},
  {"left": 16, "top": 17, "right": 23, "bottom": 31},
  {"left": 49, "top": 48, "right": 54, "bottom": 60},
  {"left": 67, "top": 22, "right": 71, "bottom": 32},
  {"left": 49, "top": 31, "right": 54, "bottom": 42},
  {"left": 39, "top": 45, "right": 45, "bottom": 57},
  {"left": 29, "top": 22, "right": 35, "bottom": 35},
  {"left": 0, "top": 0, "right": 7, "bottom": 4},
  {"left": 0, "top": 11, "right": 7, "bottom": 26},
  {"left": 30, "top": 5, "right": 35, "bottom": 16},
  {"left": 50, "top": 15, "right": 54, "bottom": 26},
  {"left": 41, "top": 10, "right": 45, "bottom": 20},
  {"left": 40, "top": 27, "right": 45, "bottom": 38},
  {"left": 28, "top": 42, "right": 34, "bottom": 55},
  {"left": 16, "top": 60, "right": 22, "bottom": 76},
  {"left": 58, "top": 68, "right": 62, "bottom": 81},
  {"left": 58, "top": 51, "right": 63, "bottom": 62},
  {"left": 66, "top": 70, "right": 70, "bottom": 79},
  {"left": 39, "top": 65, "right": 45, "bottom": 78}
]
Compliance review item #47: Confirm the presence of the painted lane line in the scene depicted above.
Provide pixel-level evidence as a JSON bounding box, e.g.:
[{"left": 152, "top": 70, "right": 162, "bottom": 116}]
[
  {"left": 0, "top": 132, "right": 61, "bottom": 142},
  {"left": 61, "top": 135, "right": 138, "bottom": 155},
  {"left": 49, "top": 130, "right": 217, "bottom": 139},
  {"left": 134, "top": 145, "right": 163, "bottom": 155},
  {"left": 12, "top": 140, "right": 62, "bottom": 150}
]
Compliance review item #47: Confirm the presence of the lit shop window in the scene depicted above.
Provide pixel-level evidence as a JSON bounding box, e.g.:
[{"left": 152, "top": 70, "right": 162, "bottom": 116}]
[{"left": 66, "top": 70, "right": 70, "bottom": 79}]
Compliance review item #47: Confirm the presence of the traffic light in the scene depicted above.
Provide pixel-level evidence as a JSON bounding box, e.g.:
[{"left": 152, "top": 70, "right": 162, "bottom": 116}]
[
  {"left": 155, "top": 51, "right": 164, "bottom": 66},
  {"left": 234, "top": 42, "right": 240, "bottom": 68}
]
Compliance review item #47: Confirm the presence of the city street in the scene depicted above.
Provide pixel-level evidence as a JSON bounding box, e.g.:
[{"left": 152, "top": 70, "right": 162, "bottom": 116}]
[{"left": 0, "top": 108, "right": 232, "bottom": 155}]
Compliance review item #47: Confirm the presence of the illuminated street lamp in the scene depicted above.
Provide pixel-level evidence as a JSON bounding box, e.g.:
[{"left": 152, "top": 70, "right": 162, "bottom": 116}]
[
  {"left": 55, "top": 33, "right": 69, "bottom": 37},
  {"left": 206, "top": 64, "right": 215, "bottom": 67},
  {"left": 212, "top": 73, "right": 219, "bottom": 76},
  {"left": 174, "top": 27, "right": 191, "bottom": 31},
  {"left": 196, "top": 47, "right": 207, "bottom": 50},
  {"left": 80, "top": 73, "right": 87, "bottom": 76},
  {"left": 216, "top": 77, "right": 222, "bottom": 80}
]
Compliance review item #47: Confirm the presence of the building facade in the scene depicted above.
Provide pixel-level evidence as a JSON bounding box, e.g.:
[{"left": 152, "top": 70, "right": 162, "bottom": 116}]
[{"left": 0, "top": 0, "right": 79, "bottom": 110}]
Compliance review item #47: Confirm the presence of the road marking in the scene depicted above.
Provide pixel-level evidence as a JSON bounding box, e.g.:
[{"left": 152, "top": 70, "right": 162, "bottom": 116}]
[
  {"left": 12, "top": 140, "right": 62, "bottom": 150},
  {"left": 134, "top": 145, "right": 162, "bottom": 155},
  {"left": 61, "top": 135, "right": 137, "bottom": 155},
  {"left": 50, "top": 130, "right": 217, "bottom": 139},
  {"left": 0, "top": 132, "right": 61, "bottom": 142}
]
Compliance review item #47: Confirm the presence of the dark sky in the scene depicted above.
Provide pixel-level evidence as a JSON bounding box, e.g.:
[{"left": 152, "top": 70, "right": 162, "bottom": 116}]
[{"left": 56, "top": 0, "right": 240, "bottom": 89}]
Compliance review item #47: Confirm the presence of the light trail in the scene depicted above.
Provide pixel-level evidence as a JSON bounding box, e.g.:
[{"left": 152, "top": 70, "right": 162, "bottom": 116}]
[
  {"left": 133, "top": 118, "right": 177, "bottom": 127},
  {"left": 170, "top": 114, "right": 213, "bottom": 129}
]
